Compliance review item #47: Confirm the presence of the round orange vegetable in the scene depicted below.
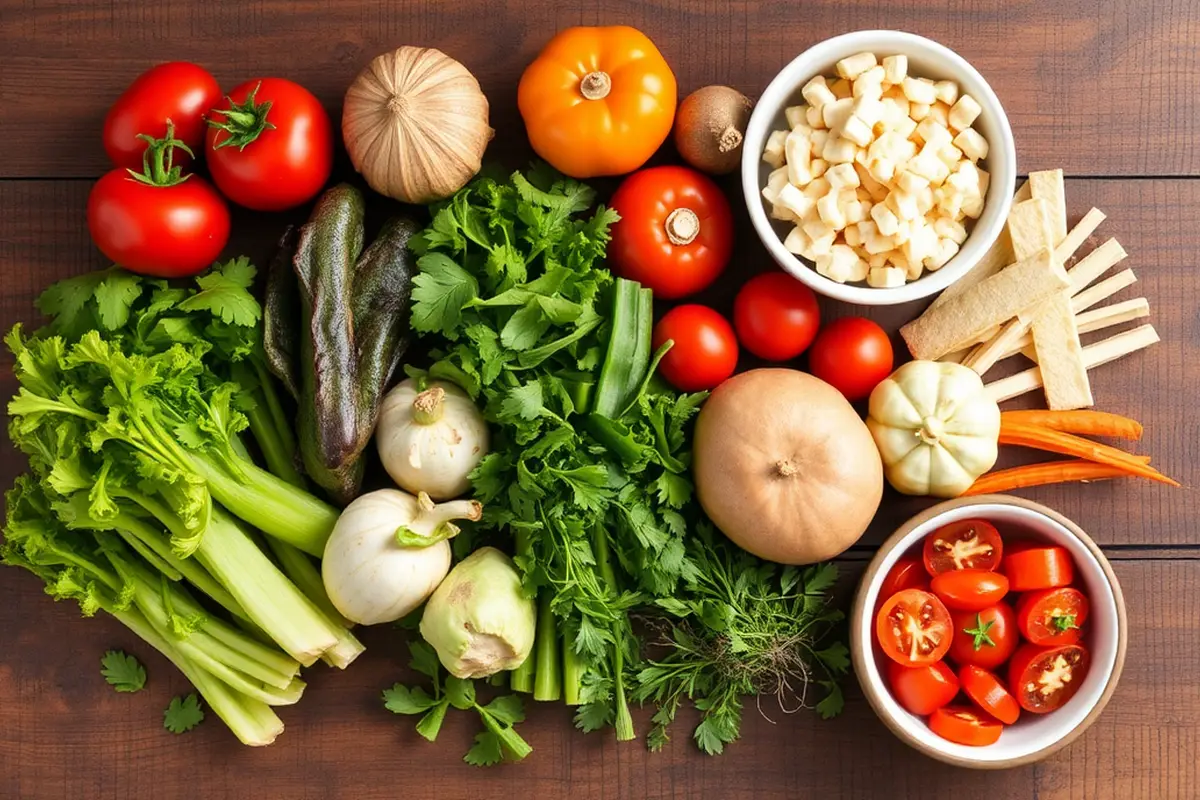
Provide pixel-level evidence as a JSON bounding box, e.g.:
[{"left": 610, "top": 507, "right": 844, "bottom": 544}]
[{"left": 517, "top": 26, "right": 677, "bottom": 178}]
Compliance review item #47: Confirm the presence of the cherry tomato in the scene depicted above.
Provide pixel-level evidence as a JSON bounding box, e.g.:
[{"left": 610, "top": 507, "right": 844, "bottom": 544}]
[
  {"left": 1004, "top": 546, "right": 1074, "bottom": 591},
  {"left": 1008, "top": 643, "right": 1089, "bottom": 714},
  {"left": 205, "top": 78, "right": 333, "bottom": 211},
  {"left": 948, "top": 603, "right": 1018, "bottom": 670},
  {"left": 929, "top": 705, "right": 1004, "bottom": 746},
  {"left": 103, "top": 62, "right": 221, "bottom": 171},
  {"left": 923, "top": 519, "right": 1003, "bottom": 576},
  {"left": 87, "top": 127, "right": 229, "bottom": 278},
  {"left": 876, "top": 589, "right": 953, "bottom": 667},
  {"left": 608, "top": 166, "right": 734, "bottom": 299},
  {"left": 732, "top": 272, "right": 820, "bottom": 361},
  {"left": 886, "top": 660, "right": 959, "bottom": 716},
  {"left": 931, "top": 570, "right": 1009, "bottom": 611},
  {"left": 876, "top": 557, "right": 931, "bottom": 612},
  {"left": 652, "top": 305, "right": 738, "bottom": 392},
  {"left": 807, "top": 317, "right": 893, "bottom": 401},
  {"left": 959, "top": 665, "right": 1021, "bottom": 724},
  {"left": 1016, "top": 587, "right": 1090, "bottom": 646}
]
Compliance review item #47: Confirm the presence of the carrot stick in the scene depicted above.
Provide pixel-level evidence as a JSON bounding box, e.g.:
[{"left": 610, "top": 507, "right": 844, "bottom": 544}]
[
  {"left": 963, "top": 460, "right": 1130, "bottom": 496},
  {"left": 999, "top": 410, "right": 1143, "bottom": 441},
  {"left": 998, "top": 421, "right": 1179, "bottom": 487}
]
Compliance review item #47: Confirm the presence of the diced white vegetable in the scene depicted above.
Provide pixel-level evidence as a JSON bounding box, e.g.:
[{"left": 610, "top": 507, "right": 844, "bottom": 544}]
[
  {"left": 924, "top": 237, "right": 960, "bottom": 271},
  {"left": 810, "top": 158, "right": 829, "bottom": 179},
  {"left": 809, "top": 130, "right": 829, "bottom": 157},
  {"left": 822, "top": 136, "right": 858, "bottom": 164},
  {"left": 817, "top": 190, "right": 847, "bottom": 228},
  {"left": 821, "top": 97, "right": 855, "bottom": 131},
  {"left": 783, "top": 225, "right": 811, "bottom": 255},
  {"left": 948, "top": 94, "right": 982, "bottom": 131},
  {"left": 933, "top": 216, "right": 968, "bottom": 244},
  {"left": 909, "top": 102, "right": 931, "bottom": 122},
  {"left": 916, "top": 118, "right": 953, "bottom": 149},
  {"left": 825, "top": 162, "right": 860, "bottom": 190},
  {"left": 902, "top": 77, "right": 938, "bottom": 105},
  {"left": 801, "top": 75, "right": 837, "bottom": 109},
  {"left": 785, "top": 104, "right": 809, "bottom": 129},
  {"left": 785, "top": 130, "right": 813, "bottom": 186},
  {"left": 761, "top": 166, "right": 789, "bottom": 204},
  {"left": 930, "top": 102, "right": 950, "bottom": 128},
  {"left": 763, "top": 130, "right": 787, "bottom": 168},
  {"left": 852, "top": 65, "right": 886, "bottom": 99},
  {"left": 871, "top": 203, "right": 900, "bottom": 236},
  {"left": 882, "top": 55, "right": 908, "bottom": 85},
  {"left": 887, "top": 189, "right": 921, "bottom": 221},
  {"left": 836, "top": 52, "right": 878, "bottom": 80},
  {"left": 868, "top": 266, "right": 907, "bottom": 288},
  {"left": 953, "top": 128, "right": 988, "bottom": 161},
  {"left": 934, "top": 80, "right": 959, "bottom": 105},
  {"left": 778, "top": 183, "right": 815, "bottom": 219},
  {"left": 841, "top": 115, "right": 874, "bottom": 147},
  {"left": 895, "top": 169, "right": 930, "bottom": 195},
  {"left": 806, "top": 105, "right": 825, "bottom": 129}
]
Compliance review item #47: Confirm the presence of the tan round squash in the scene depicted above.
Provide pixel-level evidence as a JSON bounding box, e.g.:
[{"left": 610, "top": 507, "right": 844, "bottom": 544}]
[{"left": 693, "top": 369, "right": 883, "bottom": 565}]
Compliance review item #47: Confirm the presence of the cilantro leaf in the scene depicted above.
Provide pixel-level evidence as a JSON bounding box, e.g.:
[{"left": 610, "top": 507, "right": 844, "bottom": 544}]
[
  {"left": 176, "top": 258, "right": 261, "bottom": 326},
  {"left": 652, "top": 471, "right": 693, "bottom": 508},
  {"left": 464, "top": 731, "right": 504, "bottom": 766},
  {"left": 94, "top": 273, "right": 145, "bottom": 331},
  {"left": 815, "top": 681, "right": 845, "bottom": 719},
  {"left": 407, "top": 640, "right": 442, "bottom": 682},
  {"left": 411, "top": 253, "right": 479, "bottom": 336},
  {"left": 499, "top": 380, "right": 546, "bottom": 422},
  {"left": 100, "top": 650, "right": 146, "bottom": 692},
  {"left": 445, "top": 676, "right": 476, "bottom": 710},
  {"left": 163, "top": 694, "right": 205, "bottom": 734},
  {"left": 383, "top": 684, "right": 439, "bottom": 715},
  {"left": 483, "top": 694, "right": 525, "bottom": 726},
  {"left": 415, "top": 701, "right": 449, "bottom": 741}
]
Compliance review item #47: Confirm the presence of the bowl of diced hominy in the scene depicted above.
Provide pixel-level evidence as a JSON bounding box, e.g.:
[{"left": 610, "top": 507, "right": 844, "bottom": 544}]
[{"left": 742, "top": 31, "right": 1016, "bottom": 305}]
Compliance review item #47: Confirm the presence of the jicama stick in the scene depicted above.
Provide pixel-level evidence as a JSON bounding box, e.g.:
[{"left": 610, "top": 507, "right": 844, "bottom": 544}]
[
  {"left": 962, "top": 318, "right": 1026, "bottom": 373},
  {"left": 999, "top": 410, "right": 1144, "bottom": 440},
  {"left": 1054, "top": 208, "right": 1106, "bottom": 264},
  {"left": 998, "top": 298, "right": 1150, "bottom": 362},
  {"left": 998, "top": 421, "right": 1178, "bottom": 486},
  {"left": 1072, "top": 269, "right": 1137, "bottom": 314},
  {"left": 962, "top": 459, "right": 1130, "bottom": 495},
  {"left": 1066, "top": 238, "right": 1127, "bottom": 294}
]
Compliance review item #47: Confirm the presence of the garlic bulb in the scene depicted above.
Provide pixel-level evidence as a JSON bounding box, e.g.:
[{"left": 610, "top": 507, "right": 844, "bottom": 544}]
[
  {"left": 376, "top": 379, "right": 489, "bottom": 501},
  {"left": 342, "top": 46, "right": 493, "bottom": 204}
]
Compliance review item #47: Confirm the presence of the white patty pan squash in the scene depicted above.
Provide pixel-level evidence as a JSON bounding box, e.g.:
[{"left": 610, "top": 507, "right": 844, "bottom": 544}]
[{"left": 866, "top": 360, "right": 1000, "bottom": 498}]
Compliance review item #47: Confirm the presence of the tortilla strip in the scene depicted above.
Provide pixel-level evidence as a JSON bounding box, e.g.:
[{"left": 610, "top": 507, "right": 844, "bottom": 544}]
[
  {"left": 1030, "top": 292, "right": 1093, "bottom": 409},
  {"left": 1072, "top": 268, "right": 1137, "bottom": 314},
  {"left": 1000, "top": 297, "right": 1151, "bottom": 361},
  {"left": 1055, "top": 207, "right": 1106, "bottom": 264},
  {"left": 901, "top": 248, "right": 1068, "bottom": 360},
  {"left": 984, "top": 324, "right": 1160, "bottom": 403},
  {"left": 1007, "top": 198, "right": 1055, "bottom": 260},
  {"left": 1029, "top": 169, "right": 1068, "bottom": 245}
]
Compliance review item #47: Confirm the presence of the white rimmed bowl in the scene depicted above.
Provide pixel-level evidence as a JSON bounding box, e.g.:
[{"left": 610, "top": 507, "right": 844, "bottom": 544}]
[
  {"left": 849, "top": 495, "right": 1127, "bottom": 769},
  {"left": 741, "top": 30, "right": 1017, "bottom": 306}
]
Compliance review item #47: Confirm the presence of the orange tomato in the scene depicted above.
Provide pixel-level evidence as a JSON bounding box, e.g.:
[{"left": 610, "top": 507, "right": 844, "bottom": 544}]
[{"left": 518, "top": 26, "right": 677, "bottom": 178}]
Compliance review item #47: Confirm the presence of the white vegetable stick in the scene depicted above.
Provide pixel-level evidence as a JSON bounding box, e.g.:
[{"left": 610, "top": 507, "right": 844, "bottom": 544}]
[
  {"left": 984, "top": 324, "right": 1160, "bottom": 403},
  {"left": 1055, "top": 207, "right": 1106, "bottom": 264},
  {"left": 963, "top": 317, "right": 1027, "bottom": 374},
  {"left": 1066, "top": 238, "right": 1127, "bottom": 294},
  {"left": 1072, "top": 268, "right": 1137, "bottom": 314},
  {"left": 1004, "top": 298, "right": 1151, "bottom": 362},
  {"left": 1030, "top": 292, "right": 1093, "bottom": 410},
  {"left": 1029, "top": 169, "right": 1067, "bottom": 245},
  {"left": 928, "top": 181, "right": 1030, "bottom": 311},
  {"left": 1007, "top": 198, "right": 1054, "bottom": 260}
]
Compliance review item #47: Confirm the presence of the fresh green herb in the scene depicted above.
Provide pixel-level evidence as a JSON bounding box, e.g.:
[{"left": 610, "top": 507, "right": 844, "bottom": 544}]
[
  {"left": 1052, "top": 614, "right": 1079, "bottom": 632},
  {"left": 164, "top": 694, "right": 205, "bottom": 734},
  {"left": 100, "top": 650, "right": 146, "bottom": 693},
  {"left": 965, "top": 614, "right": 997, "bottom": 650},
  {"left": 383, "top": 641, "right": 532, "bottom": 766}
]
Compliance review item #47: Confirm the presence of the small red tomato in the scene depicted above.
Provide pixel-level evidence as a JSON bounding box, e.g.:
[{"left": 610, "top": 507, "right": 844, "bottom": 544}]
[
  {"left": 206, "top": 78, "right": 334, "bottom": 211},
  {"left": 807, "top": 317, "right": 893, "bottom": 401},
  {"left": 876, "top": 557, "right": 931, "bottom": 612},
  {"left": 947, "top": 603, "right": 1018, "bottom": 670},
  {"left": 886, "top": 660, "right": 959, "bottom": 716},
  {"left": 1004, "top": 546, "right": 1074, "bottom": 592},
  {"left": 876, "top": 589, "right": 953, "bottom": 667},
  {"left": 923, "top": 519, "right": 1004, "bottom": 576},
  {"left": 609, "top": 166, "right": 734, "bottom": 299},
  {"left": 1009, "top": 643, "right": 1089, "bottom": 714},
  {"left": 929, "top": 705, "right": 1004, "bottom": 746},
  {"left": 959, "top": 665, "right": 1021, "bottom": 725},
  {"left": 930, "top": 570, "right": 1009, "bottom": 611},
  {"left": 733, "top": 272, "right": 821, "bottom": 361},
  {"left": 1016, "top": 587, "right": 1090, "bottom": 646},
  {"left": 103, "top": 62, "right": 221, "bottom": 171},
  {"left": 652, "top": 305, "right": 738, "bottom": 392}
]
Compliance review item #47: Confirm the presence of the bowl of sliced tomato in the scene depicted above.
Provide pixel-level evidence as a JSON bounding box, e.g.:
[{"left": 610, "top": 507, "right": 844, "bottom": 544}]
[{"left": 850, "top": 494, "right": 1127, "bottom": 768}]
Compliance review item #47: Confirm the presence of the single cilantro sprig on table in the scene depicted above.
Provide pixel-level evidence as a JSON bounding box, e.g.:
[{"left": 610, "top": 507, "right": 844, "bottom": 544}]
[
  {"left": 100, "top": 650, "right": 146, "bottom": 693},
  {"left": 383, "top": 641, "right": 532, "bottom": 766},
  {"left": 164, "top": 694, "right": 205, "bottom": 734}
]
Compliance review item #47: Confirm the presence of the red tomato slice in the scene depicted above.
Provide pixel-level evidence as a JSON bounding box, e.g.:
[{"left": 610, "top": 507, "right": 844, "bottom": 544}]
[
  {"left": 875, "top": 589, "right": 953, "bottom": 667},
  {"left": 959, "top": 665, "right": 1021, "bottom": 724},
  {"left": 1008, "top": 643, "right": 1089, "bottom": 713},
  {"left": 930, "top": 569, "right": 1009, "bottom": 611},
  {"left": 876, "top": 557, "right": 931, "bottom": 612},
  {"left": 929, "top": 705, "right": 1004, "bottom": 746},
  {"left": 923, "top": 519, "right": 1003, "bottom": 576},
  {"left": 886, "top": 660, "right": 959, "bottom": 716},
  {"left": 947, "top": 603, "right": 1018, "bottom": 670},
  {"left": 1004, "top": 546, "right": 1074, "bottom": 591},
  {"left": 1016, "top": 587, "right": 1089, "bottom": 646}
]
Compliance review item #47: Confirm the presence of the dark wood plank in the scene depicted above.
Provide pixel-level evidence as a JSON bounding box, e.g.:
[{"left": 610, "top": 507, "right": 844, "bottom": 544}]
[
  {"left": 2, "top": 0, "right": 1200, "bottom": 178},
  {"left": 0, "top": 177, "right": 1192, "bottom": 546},
  {"left": 0, "top": 557, "right": 1194, "bottom": 800}
]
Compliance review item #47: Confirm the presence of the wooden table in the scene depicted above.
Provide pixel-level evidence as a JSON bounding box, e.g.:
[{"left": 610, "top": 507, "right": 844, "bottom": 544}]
[{"left": 1, "top": 2, "right": 1196, "bottom": 797}]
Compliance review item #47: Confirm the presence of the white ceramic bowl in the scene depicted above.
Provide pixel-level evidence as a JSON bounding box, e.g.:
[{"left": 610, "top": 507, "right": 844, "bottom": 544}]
[
  {"left": 850, "top": 496, "right": 1127, "bottom": 769},
  {"left": 741, "top": 30, "right": 1017, "bottom": 306}
]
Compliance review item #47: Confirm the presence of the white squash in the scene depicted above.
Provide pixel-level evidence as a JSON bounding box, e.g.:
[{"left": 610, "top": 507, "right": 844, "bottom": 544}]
[{"left": 866, "top": 360, "right": 1000, "bottom": 497}]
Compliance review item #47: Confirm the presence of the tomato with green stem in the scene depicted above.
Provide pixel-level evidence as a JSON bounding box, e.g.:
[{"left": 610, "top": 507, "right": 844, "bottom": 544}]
[
  {"left": 1004, "top": 545, "right": 1074, "bottom": 591},
  {"left": 947, "top": 603, "right": 1018, "bottom": 670},
  {"left": 875, "top": 589, "right": 953, "bottom": 667},
  {"left": 929, "top": 705, "right": 1004, "bottom": 746},
  {"left": 733, "top": 272, "right": 820, "bottom": 361},
  {"left": 959, "top": 665, "right": 1021, "bottom": 724},
  {"left": 886, "top": 660, "right": 959, "bottom": 716},
  {"left": 1008, "top": 643, "right": 1089, "bottom": 713},
  {"left": 652, "top": 305, "right": 738, "bottom": 391},
  {"left": 1016, "top": 587, "right": 1089, "bottom": 646},
  {"left": 103, "top": 62, "right": 221, "bottom": 171},
  {"left": 930, "top": 569, "right": 1009, "bottom": 611},
  {"left": 923, "top": 519, "right": 1004, "bottom": 576}
]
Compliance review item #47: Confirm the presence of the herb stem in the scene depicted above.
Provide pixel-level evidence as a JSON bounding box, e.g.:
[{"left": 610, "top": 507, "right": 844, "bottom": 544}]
[{"left": 532, "top": 591, "right": 561, "bottom": 701}]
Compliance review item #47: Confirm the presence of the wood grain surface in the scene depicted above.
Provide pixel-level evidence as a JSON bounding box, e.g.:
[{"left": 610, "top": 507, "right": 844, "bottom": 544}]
[{"left": 0, "top": 1, "right": 1196, "bottom": 798}]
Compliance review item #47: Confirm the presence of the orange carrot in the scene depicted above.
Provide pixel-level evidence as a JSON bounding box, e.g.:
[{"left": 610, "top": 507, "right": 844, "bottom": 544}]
[
  {"left": 963, "top": 460, "right": 1130, "bottom": 496},
  {"left": 999, "top": 410, "right": 1143, "bottom": 441},
  {"left": 998, "top": 420, "right": 1179, "bottom": 487}
]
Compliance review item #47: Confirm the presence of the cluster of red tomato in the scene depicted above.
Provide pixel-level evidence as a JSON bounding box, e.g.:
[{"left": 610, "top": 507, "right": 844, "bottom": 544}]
[
  {"left": 606, "top": 166, "right": 894, "bottom": 399},
  {"left": 89, "top": 63, "right": 333, "bottom": 278},
  {"left": 875, "top": 519, "right": 1091, "bottom": 746}
]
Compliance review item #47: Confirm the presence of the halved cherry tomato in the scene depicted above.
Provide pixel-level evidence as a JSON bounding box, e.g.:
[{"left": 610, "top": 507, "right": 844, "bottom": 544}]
[
  {"left": 948, "top": 603, "right": 1018, "bottom": 670},
  {"left": 1016, "top": 587, "right": 1089, "bottom": 646},
  {"left": 733, "top": 272, "right": 820, "bottom": 361},
  {"left": 959, "top": 665, "right": 1021, "bottom": 724},
  {"left": 886, "top": 660, "right": 959, "bottom": 716},
  {"left": 652, "top": 305, "right": 738, "bottom": 391},
  {"left": 930, "top": 570, "right": 1009, "bottom": 611},
  {"left": 1009, "top": 643, "right": 1089, "bottom": 713},
  {"left": 923, "top": 519, "right": 1003, "bottom": 576},
  {"left": 1004, "top": 546, "right": 1074, "bottom": 591},
  {"left": 876, "top": 589, "right": 953, "bottom": 667},
  {"left": 608, "top": 166, "right": 734, "bottom": 299},
  {"left": 929, "top": 705, "right": 1004, "bottom": 746},
  {"left": 876, "top": 557, "right": 931, "bottom": 612}
]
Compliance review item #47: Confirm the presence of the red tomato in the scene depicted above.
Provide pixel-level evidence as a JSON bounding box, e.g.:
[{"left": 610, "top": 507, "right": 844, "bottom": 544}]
[
  {"left": 608, "top": 166, "right": 734, "bottom": 299},
  {"left": 732, "top": 272, "right": 820, "bottom": 361},
  {"left": 1008, "top": 643, "right": 1089, "bottom": 714},
  {"left": 205, "top": 78, "right": 333, "bottom": 211},
  {"left": 959, "top": 665, "right": 1021, "bottom": 724},
  {"left": 929, "top": 705, "right": 1004, "bottom": 746},
  {"left": 923, "top": 519, "right": 1003, "bottom": 576},
  {"left": 886, "top": 660, "right": 959, "bottom": 716},
  {"left": 948, "top": 603, "right": 1018, "bottom": 670},
  {"left": 877, "top": 557, "right": 931, "bottom": 611},
  {"left": 652, "top": 305, "right": 738, "bottom": 392},
  {"left": 103, "top": 62, "right": 221, "bottom": 171},
  {"left": 807, "top": 317, "right": 893, "bottom": 401},
  {"left": 1016, "top": 587, "right": 1090, "bottom": 646},
  {"left": 930, "top": 570, "right": 1009, "bottom": 611},
  {"left": 875, "top": 589, "right": 953, "bottom": 667},
  {"left": 1004, "top": 546, "right": 1074, "bottom": 591}
]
